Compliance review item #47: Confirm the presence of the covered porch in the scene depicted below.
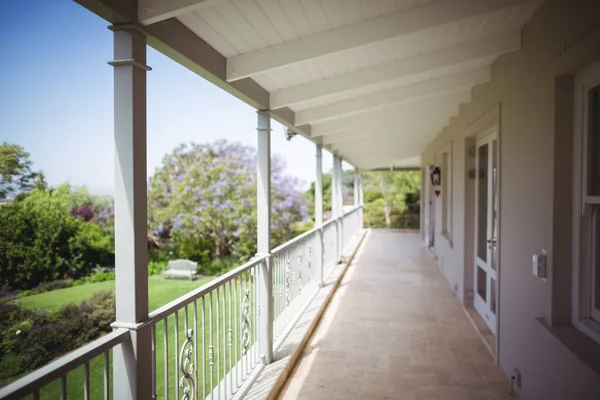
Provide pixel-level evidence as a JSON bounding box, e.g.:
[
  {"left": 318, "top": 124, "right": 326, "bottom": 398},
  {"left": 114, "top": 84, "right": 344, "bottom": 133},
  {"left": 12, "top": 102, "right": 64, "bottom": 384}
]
[
  {"left": 3, "top": 0, "right": 600, "bottom": 399},
  {"left": 280, "top": 230, "right": 508, "bottom": 400}
]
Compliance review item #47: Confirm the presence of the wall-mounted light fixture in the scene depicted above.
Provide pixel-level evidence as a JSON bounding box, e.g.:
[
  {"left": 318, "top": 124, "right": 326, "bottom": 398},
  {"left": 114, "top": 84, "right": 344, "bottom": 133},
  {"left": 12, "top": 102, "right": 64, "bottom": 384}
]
[{"left": 430, "top": 166, "right": 441, "bottom": 186}]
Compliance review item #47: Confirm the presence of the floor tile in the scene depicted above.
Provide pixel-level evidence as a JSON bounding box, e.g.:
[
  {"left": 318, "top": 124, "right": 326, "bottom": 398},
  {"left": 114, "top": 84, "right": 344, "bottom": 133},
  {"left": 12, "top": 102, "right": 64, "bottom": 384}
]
[{"left": 278, "top": 232, "right": 511, "bottom": 400}]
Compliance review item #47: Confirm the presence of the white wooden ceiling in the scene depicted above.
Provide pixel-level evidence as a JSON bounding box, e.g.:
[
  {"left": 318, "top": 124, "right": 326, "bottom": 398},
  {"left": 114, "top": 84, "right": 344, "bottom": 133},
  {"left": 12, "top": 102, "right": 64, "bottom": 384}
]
[{"left": 138, "top": 0, "right": 542, "bottom": 169}]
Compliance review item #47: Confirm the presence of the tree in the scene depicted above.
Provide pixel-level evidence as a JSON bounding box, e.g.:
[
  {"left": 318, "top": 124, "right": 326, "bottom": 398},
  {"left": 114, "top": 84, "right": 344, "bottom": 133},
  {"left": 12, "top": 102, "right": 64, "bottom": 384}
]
[
  {"left": 306, "top": 173, "right": 332, "bottom": 217},
  {"left": 0, "top": 143, "right": 45, "bottom": 201},
  {"left": 0, "top": 185, "right": 114, "bottom": 290},
  {"left": 148, "top": 140, "right": 309, "bottom": 260},
  {"left": 363, "top": 171, "right": 421, "bottom": 227},
  {"left": 305, "top": 169, "right": 356, "bottom": 220}
]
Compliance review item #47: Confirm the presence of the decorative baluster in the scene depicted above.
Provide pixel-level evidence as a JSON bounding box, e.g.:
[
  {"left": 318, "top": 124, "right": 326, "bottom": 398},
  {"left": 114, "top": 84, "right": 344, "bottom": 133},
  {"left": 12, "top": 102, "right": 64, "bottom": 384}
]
[
  {"left": 193, "top": 300, "right": 199, "bottom": 400},
  {"left": 239, "top": 275, "right": 244, "bottom": 380},
  {"left": 175, "top": 311, "right": 180, "bottom": 400},
  {"left": 228, "top": 280, "right": 233, "bottom": 395},
  {"left": 297, "top": 248, "right": 303, "bottom": 294},
  {"left": 84, "top": 361, "right": 90, "bottom": 400},
  {"left": 209, "top": 292, "right": 214, "bottom": 400},
  {"left": 222, "top": 285, "right": 227, "bottom": 399},
  {"left": 234, "top": 277, "right": 240, "bottom": 389},
  {"left": 180, "top": 305, "right": 195, "bottom": 400},
  {"left": 253, "top": 265, "right": 258, "bottom": 364},
  {"left": 215, "top": 287, "right": 221, "bottom": 399},
  {"left": 285, "top": 253, "right": 291, "bottom": 309},
  {"left": 241, "top": 273, "right": 251, "bottom": 378},
  {"left": 241, "top": 284, "right": 251, "bottom": 357},
  {"left": 278, "top": 255, "right": 283, "bottom": 336},
  {"left": 60, "top": 375, "right": 66, "bottom": 400},
  {"left": 201, "top": 297, "right": 206, "bottom": 399},
  {"left": 307, "top": 244, "right": 312, "bottom": 285},
  {"left": 151, "top": 325, "right": 156, "bottom": 399},
  {"left": 164, "top": 318, "right": 169, "bottom": 400},
  {"left": 104, "top": 350, "right": 110, "bottom": 400}
]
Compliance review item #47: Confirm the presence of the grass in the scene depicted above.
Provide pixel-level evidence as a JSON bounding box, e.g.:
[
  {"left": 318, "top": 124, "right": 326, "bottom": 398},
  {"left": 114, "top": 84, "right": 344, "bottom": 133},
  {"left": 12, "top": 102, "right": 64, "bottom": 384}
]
[
  {"left": 15, "top": 276, "right": 214, "bottom": 312},
  {"left": 6, "top": 274, "right": 261, "bottom": 400}
]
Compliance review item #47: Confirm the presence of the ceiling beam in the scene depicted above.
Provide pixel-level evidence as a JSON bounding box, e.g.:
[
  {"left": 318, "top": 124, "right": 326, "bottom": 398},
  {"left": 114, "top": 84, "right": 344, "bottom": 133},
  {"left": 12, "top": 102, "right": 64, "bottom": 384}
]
[
  {"left": 322, "top": 115, "right": 450, "bottom": 145},
  {"left": 357, "top": 158, "right": 422, "bottom": 170},
  {"left": 138, "top": 0, "right": 221, "bottom": 25},
  {"left": 295, "top": 69, "right": 490, "bottom": 125},
  {"left": 333, "top": 136, "right": 426, "bottom": 152},
  {"left": 226, "top": 0, "right": 524, "bottom": 82},
  {"left": 338, "top": 148, "right": 420, "bottom": 165},
  {"left": 337, "top": 142, "right": 426, "bottom": 161},
  {"left": 310, "top": 91, "right": 469, "bottom": 137},
  {"left": 330, "top": 125, "right": 440, "bottom": 152},
  {"left": 322, "top": 127, "right": 401, "bottom": 145},
  {"left": 270, "top": 32, "right": 519, "bottom": 109}
]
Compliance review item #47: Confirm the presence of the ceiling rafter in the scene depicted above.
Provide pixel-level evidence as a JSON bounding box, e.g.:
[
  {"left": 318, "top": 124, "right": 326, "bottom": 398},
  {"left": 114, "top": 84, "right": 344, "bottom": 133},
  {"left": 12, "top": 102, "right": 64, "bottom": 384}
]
[
  {"left": 310, "top": 91, "right": 470, "bottom": 137},
  {"left": 321, "top": 115, "right": 451, "bottom": 146},
  {"left": 270, "top": 32, "right": 519, "bottom": 109},
  {"left": 138, "top": 0, "right": 223, "bottom": 25},
  {"left": 295, "top": 69, "right": 490, "bottom": 125},
  {"left": 226, "top": 0, "right": 526, "bottom": 82}
]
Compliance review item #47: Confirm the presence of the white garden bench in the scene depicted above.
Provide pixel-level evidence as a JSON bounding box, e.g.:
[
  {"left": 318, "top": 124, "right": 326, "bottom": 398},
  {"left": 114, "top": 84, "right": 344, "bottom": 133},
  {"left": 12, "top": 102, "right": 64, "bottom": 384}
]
[{"left": 162, "top": 259, "right": 198, "bottom": 281}]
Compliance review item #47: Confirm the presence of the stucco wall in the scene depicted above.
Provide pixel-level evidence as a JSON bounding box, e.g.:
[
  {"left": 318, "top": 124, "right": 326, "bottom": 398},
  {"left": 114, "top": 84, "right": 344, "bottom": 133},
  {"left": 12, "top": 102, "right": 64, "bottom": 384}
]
[{"left": 421, "top": 0, "right": 600, "bottom": 398}]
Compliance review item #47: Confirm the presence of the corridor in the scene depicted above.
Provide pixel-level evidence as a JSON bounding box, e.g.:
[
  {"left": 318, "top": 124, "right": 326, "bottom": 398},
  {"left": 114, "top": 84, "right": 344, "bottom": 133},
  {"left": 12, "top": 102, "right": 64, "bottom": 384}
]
[{"left": 280, "top": 230, "right": 512, "bottom": 400}]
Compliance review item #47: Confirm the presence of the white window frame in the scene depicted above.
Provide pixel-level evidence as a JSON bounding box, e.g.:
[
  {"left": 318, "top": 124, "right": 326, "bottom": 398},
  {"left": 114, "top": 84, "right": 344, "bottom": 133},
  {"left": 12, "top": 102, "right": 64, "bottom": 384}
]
[
  {"left": 572, "top": 61, "right": 600, "bottom": 345},
  {"left": 441, "top": 142, "right": 453, "bottom": 244}
]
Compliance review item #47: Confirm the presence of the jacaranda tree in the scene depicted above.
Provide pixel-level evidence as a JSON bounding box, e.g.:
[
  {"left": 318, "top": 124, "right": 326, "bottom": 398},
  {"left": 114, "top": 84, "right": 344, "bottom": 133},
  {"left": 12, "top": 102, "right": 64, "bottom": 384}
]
[{"left": 148, "top": 140, "right": 310, "bottom": 261}]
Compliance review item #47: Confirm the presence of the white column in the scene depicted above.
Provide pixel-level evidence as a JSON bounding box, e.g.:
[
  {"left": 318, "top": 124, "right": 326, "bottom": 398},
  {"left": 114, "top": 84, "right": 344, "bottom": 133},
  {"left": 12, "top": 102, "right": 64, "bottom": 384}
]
[
  {"left": 315, "top": 144, "right": 324, "bottom": 286},
  {"left": 337, "top": 157, "right": 344, "bottom": 256},
  {"left": 331, "top": 154, "right": 340, "bottom": 261},
  {"left": 331, "top": 154, "right": 338, "bottom": 218},
  {"left": 315, "top": 145, "right": 323, "bottom": 227},
  {"left": 353, "top": 167, "right": 359, "bottom": 208},
  {"left": 359, "top": 173, "right": 364, "bottom": 229},
  {"left": 338, "top": 158, "right": 344, "bottom": 214},
  {"left": 108, "top": 24, "right": 152, "bottom": 400},
  {"left": 256, "top": 111, "right": 273, "bottom": 364}
]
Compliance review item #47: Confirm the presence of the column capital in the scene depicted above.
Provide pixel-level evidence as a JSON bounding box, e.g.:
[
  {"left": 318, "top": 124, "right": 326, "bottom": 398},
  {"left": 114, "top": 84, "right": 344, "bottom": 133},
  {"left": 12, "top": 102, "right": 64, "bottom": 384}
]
[
  {"left": 108, "top": 24, "right": 152, "bottom": 71},
  {"left": 108, "top": 59, "right": 152, "bottom": 71},
  {"left": 256, "top": 111, "right": 272, "bottom": 133},
  {"left": 108, "top": 23, "right": 148, "bottom": 36}
]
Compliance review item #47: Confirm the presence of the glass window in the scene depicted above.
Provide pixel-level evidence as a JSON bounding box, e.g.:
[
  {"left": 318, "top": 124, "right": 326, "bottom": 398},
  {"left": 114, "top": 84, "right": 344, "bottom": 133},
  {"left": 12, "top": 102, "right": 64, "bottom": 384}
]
[
  {"left": 442, "top": 152, "right": 449, "bottom": 234},
  {"left": 588, "top": 85, "right": 600, "bottom": 196}
]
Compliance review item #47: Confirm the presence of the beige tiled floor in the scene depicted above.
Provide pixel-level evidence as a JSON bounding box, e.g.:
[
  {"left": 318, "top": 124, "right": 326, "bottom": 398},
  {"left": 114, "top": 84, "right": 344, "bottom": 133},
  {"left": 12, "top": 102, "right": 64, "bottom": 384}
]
[{"left": 279, "top": 230, "right": 515, "bottom": 400}]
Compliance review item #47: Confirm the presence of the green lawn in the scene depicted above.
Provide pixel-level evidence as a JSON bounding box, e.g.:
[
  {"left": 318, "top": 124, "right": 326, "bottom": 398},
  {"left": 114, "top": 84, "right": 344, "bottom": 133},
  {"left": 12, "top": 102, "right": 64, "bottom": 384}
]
[
  {"left": 7, "top": 274, "right": 261, "bottom": 400},
  {"left": 16, "top": 276, "right": 214, "bottom": 312}
]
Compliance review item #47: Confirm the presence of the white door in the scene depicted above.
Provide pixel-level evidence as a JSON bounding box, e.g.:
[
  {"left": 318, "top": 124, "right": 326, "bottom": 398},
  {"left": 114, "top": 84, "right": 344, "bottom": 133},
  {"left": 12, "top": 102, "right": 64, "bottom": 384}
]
[
  {"left": 474, "top": 131, "right": 499, "bottom": 334},
  {"left": 428, "top": 165, "right": 436, "bottom": 250}
]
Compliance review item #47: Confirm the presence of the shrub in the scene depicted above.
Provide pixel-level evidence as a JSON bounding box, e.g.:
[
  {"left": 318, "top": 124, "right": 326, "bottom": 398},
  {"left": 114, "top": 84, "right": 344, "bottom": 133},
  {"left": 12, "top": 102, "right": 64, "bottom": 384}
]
[
  {"left": 77, "top": 268, "right": 115, "bottom": 284},
  {"left": 148, "top": 261, "right": 166, "bottom": 276},
  {"left": 0, "top": 187, "right": 114, "bottom": 290},
  {"left": 199, "top": 257, "right": 240, "bottom": 276},
  {"left": 0, "top": 290, "right": 115, "bottom": 378}
]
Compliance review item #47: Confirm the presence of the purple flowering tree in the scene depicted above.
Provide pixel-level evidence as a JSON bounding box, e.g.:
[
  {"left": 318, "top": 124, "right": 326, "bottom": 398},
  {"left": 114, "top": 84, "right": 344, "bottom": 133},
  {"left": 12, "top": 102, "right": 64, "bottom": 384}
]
[{"left": 148, "top": 140, "right": 309, "bottom": 260}]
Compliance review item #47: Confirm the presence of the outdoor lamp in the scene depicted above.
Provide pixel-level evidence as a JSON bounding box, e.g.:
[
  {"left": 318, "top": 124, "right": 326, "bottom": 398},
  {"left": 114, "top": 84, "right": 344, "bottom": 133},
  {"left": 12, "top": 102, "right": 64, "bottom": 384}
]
[{"left": 430, "top": 166, "right": 441, "bottom": 186}]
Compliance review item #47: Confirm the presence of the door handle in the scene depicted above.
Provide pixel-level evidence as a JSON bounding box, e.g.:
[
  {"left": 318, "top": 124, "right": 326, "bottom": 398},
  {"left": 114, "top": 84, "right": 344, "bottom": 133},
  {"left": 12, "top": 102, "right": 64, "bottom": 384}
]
[{"left": 487, "top": 238, "right": 498, "bottom": 249}]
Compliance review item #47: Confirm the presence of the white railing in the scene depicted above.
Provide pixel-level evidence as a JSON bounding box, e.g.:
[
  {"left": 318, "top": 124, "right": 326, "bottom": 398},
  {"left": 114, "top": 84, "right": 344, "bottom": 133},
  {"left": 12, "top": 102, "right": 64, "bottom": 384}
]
[
  {"left": 322, "top": 219, "right": 338, "bottom": 279},
  {"left": 271, "top": 226, "right": 320, "bottom": 344},
  {"left": 147, "top": 255, "right": 267, "bottom": 400},
  {"left": 1, "top": 206, "right": 363, "bottom": 400},
  {"left": 0, "top": 328, "right": 130, "bottom": 400},
  {"left": 342, "top": 207, "right": 361, "bottom": 250}
]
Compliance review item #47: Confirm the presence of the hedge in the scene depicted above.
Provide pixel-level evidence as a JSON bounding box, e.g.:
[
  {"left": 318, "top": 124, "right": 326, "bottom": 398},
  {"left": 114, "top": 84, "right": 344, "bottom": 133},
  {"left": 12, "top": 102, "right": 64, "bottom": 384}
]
[{"left": 0, "top": 291, "right": 115, "bottom": 379}]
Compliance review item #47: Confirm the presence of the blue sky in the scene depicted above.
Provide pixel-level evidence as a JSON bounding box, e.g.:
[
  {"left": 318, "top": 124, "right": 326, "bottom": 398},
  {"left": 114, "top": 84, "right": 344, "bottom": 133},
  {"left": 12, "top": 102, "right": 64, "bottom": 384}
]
[{"left": 0, "top": 0, "right": 341, "bottom": 195}]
